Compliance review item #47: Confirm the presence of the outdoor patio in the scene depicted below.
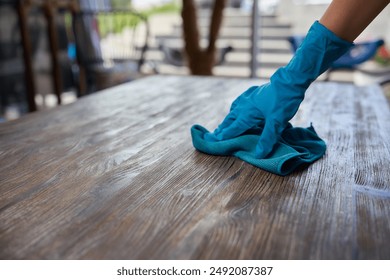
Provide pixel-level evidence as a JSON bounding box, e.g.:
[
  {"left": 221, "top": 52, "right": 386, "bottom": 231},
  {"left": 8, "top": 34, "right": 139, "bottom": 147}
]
[
  {"left": 0, "top": 0, "right": 390, "bottom": 264},
  {"left": 1, "top": 0, "right": 389, "bottom": 121}
]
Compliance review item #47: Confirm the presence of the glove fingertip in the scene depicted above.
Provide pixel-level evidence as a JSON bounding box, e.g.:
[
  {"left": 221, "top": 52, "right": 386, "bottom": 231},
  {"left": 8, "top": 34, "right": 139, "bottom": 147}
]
[
  {"left": 255, "top": 143, "right": 272, "bottom": 159},
  {"left": 254, "top": 121, "right": 282, "bottom": 158}
]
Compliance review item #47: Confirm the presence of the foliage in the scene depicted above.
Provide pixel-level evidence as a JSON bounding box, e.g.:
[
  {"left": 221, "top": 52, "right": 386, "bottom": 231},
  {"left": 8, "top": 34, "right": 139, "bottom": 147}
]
[
  {"left": 97, "top": 1, "right": 180, "bottom": 37},
  {"left": 97, "top": 12, "right": 142, "bottom": 38},
  {"left": 111, "top": 0, "right": 132, "bottom": 9},
  {"left": 142, "top": 2, "right": 181, "bottom": 16}
]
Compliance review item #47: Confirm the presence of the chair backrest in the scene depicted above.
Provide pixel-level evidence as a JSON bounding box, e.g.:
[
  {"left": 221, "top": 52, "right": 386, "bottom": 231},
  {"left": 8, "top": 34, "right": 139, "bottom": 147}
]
[
  {"left": 0, "top": 4, "right": 41, "bottom": 60},
  {"left": 331, "top": 39, "right": 384, "bottom": 69},
  {"left": 287, "top": 35, "right": 385, "bottom": 70},
  {"left": 72, "top": 9, "right": 149, "bottom": 72}
]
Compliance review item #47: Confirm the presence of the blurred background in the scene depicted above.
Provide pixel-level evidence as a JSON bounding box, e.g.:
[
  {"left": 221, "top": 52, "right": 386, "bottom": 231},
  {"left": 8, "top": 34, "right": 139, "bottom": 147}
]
[{"left": 1, "top": 0, "right": 389, "bottom": 122}]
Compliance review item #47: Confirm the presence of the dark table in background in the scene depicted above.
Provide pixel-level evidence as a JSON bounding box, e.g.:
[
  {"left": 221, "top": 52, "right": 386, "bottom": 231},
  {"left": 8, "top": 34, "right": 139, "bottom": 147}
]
[{"left": 1, "top": 75, "right": 389, "bottom": 259}]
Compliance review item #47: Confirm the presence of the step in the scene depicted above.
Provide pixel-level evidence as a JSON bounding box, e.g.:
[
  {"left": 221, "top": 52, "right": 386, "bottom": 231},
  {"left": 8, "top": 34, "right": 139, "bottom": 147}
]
[
  {"left": 171, "top": 26, "right": 292, "bottom": 38},
  {"left": 198, "top": 9, "right": 277, "bottom": 19},
  {"left": 156, "top": 33, "right": 290, "bottom": 41},
  {"left": 149, "top": 63, "right": 279, "bottom": 79},
  {"left": 142, "top": 44, "right": 291, "bottom": 54},
  {"left": 174, "top": 22, "right": 292, "bottom": 29},
  {"left": 148, "top": 37, "right": 293, "bottom": 54},
  {"left": 145, "top": 62, "right": 354, "bottom": 83},
  {"left": 145, "top": 49, "right": 291, "bottom": 62},
  {"left": 144, "top": 50, "right": 289, "bottom": 68},
  {"left": 194, "top": 14, "right": 291, "bottom": 26},
  {"left": 151, "top": 40, "right": 292, "bottom": 55}
]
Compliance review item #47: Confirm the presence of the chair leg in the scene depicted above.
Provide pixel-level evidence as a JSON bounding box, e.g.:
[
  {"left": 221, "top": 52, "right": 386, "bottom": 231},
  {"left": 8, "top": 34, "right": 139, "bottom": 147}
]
[
  {"left": 17, "top": 1, "right": 37, "bottom": 112},
  {"left": 44, "top": 1, "right": 63, "bottom": 105}
]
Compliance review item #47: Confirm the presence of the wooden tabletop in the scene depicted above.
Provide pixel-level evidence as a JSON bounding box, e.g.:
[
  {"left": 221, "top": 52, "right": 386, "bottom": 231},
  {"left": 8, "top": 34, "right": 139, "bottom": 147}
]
[{"left": 1, "top": 75, "right": 389, "bottom": 259}]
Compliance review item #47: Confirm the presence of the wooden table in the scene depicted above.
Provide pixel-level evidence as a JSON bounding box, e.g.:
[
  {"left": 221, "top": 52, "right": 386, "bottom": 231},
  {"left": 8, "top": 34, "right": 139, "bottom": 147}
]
[{"left": 1, "top": 75, "right": 389, "bottom": 259}]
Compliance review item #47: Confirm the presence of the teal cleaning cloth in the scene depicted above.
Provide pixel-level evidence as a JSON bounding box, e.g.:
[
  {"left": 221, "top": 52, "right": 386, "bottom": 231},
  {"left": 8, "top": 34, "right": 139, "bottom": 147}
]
[{"left": 191, "top": 123, "right": 326, "bottom": 176}]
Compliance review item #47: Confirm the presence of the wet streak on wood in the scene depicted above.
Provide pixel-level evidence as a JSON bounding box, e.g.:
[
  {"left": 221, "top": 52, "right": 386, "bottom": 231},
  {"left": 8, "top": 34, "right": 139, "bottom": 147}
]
[{"left": 0, "top": 76, "right": 389, "bottom": 259}]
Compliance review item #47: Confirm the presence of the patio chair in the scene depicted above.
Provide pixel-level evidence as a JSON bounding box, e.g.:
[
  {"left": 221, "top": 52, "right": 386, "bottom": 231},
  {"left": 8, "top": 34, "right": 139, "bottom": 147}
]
[
  {"left": 72, "top": 8, "right": 150, "bottom": 94},
  {"left": 287, "top": 35, "right": 385, "bottom": 81},
  {"left": 0, "top": 2, "right": 42, "bottom": 115}
]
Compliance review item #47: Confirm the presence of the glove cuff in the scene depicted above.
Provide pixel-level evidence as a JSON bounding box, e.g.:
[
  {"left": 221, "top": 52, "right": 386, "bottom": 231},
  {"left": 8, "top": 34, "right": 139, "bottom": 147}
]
[
  {"left": 311, "top": 20, "right": 353, "bottom": 47},
  {"left": 271, "top": 21, "right": 353, "bottom": 92}
]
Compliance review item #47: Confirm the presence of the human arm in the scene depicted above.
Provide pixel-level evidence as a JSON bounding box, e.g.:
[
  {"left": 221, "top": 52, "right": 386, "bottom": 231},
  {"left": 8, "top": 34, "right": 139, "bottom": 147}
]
[{"left": 320, "top": 0, "right": 390, "bottom": 42}]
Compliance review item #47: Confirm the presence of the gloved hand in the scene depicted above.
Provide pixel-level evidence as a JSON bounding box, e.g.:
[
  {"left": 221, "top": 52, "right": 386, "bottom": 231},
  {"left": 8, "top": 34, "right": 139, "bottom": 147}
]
[{"left": 205, "top": 21, "right": 353, "bottom": 158}]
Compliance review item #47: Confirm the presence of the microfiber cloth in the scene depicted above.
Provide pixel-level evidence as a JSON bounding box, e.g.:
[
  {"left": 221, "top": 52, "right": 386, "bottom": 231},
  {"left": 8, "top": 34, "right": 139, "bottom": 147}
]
[{"left": 191, "top": 123, "right": 326, "bottom": 176}]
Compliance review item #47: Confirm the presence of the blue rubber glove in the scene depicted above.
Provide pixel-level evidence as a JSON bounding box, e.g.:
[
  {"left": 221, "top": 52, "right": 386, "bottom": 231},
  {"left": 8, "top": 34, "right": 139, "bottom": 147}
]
[{"left": 205, "top": 21, "right": 353, "bottom": 158}]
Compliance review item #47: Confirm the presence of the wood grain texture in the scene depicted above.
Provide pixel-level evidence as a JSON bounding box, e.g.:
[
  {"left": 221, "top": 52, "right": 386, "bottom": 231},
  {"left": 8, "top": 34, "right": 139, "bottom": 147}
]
[{"left": 0, "top": 75, "right": 389, "bottom": 259}]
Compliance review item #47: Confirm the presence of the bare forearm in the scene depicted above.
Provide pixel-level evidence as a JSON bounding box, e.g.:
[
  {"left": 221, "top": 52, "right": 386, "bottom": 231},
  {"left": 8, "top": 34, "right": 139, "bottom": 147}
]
[{"left": 320, "top": 0, "right": 389, "bottom": 42}]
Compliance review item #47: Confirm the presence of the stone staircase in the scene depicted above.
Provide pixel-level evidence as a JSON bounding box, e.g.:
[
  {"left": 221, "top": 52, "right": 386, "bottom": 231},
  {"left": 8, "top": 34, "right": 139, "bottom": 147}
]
[{"left": 144, "top": 8, "right": 294, "bottom": 79}]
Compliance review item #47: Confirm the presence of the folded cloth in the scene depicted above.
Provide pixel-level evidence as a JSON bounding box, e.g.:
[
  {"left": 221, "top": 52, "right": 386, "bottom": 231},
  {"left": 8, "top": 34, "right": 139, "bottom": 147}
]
[{"left": 191, "top": 123, "right": 326, "bottom": 176}]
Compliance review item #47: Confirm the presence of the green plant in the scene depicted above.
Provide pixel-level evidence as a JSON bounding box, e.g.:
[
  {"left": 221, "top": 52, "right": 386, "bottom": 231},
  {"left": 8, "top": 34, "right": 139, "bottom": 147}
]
[
  {"left": 97, "top": 12, "right": 142, "bottom": 38},
  {"left": 97, "top": 1, "right": 180, "bottom": 37},
  {"left": 143, "top": 2, "right": 181, "bottom": 16}
]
